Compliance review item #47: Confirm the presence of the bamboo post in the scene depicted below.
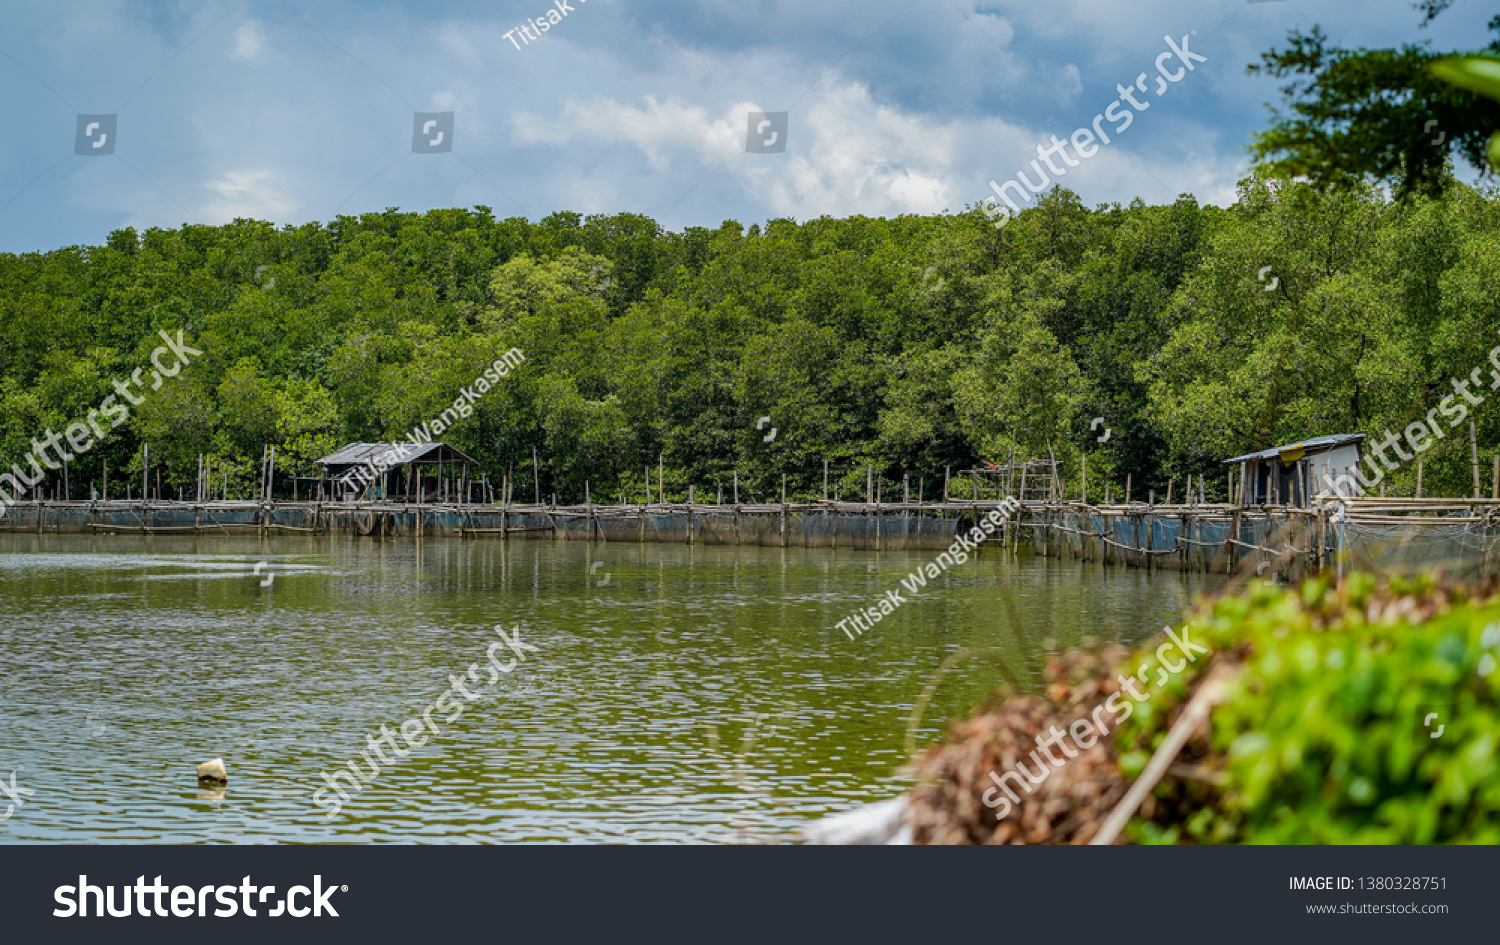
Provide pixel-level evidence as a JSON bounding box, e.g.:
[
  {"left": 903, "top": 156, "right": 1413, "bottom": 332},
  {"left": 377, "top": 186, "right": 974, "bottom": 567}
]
[
  {"left": 1416, "top": 459, "right": 1423, "bottom": 498},
  {"left": 1166, "top": 477, "right": 1173, "bottom": 505},
  {"left": 780, "top": 475, "right": 787, "bottom": 546},
  {"left": 972, "top": 470, "right": 979, "bottom": 504},
  {"left": 1125, "top": 473, "right": 1131, "bottom": 506},
  {"left": 944, "top": 465, "right": 950, "bottom": 502},
  {"left": 867, "top": 464, "right": 873, "bottom": 504},
  {"left": 903, "top": 473, "right": 909, "bottom": 505},
  {"left": 733, "top": 470, "right": 739, "bottom": 505},
  {"left": 533, "top": 446, "right": 540, "bottom": 505},
  {"left": 1493, "top": 454, "right": 1499, "bottom": 500},
  {"left": 1471, "top": 420, "right": 1481, "bottom": 498},
  {"left": 659, "top": 454, "right": 665, "bottom": 506},
  {"left": 823, "top": 460, "right": 828, "bottom": 502},
  {"left": 1081, "top": 453, "right": 1088, "bottom": 505}
]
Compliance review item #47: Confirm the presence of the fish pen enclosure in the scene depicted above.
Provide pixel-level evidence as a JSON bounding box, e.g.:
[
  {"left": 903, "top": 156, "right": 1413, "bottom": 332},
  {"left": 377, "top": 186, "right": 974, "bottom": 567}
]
[
  {"left": 11, "top": 492, "right": 1495, "bottom": 576},
  {"left": 0, "top": 498, "right": 1015, "bottom": 551},
  {"left": 1017, "top": 497, "right": 1500, "bottom": 580}
]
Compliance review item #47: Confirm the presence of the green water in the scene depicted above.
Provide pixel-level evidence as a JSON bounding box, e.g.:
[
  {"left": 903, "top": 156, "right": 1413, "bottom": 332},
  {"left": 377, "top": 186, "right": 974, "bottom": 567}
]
[{"left": 0, "top": 533, "right": 1215, "bottom": 843}]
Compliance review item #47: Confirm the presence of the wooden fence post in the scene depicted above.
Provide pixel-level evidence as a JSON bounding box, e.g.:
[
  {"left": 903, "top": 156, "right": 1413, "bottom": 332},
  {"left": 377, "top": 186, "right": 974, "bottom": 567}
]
[{"left": 1471, "top": 420, "right": 1481, "bottom": 498}]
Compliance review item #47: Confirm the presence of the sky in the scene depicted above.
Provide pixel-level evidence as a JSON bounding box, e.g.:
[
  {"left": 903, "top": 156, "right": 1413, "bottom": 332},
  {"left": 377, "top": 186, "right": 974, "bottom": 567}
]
[{"left": 0, "top": 0, "right": 1492, "bottom": 254}]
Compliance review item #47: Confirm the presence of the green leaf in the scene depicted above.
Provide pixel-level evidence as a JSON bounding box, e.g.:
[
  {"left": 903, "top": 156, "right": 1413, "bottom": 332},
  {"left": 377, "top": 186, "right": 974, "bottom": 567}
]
[{"left": 1427, "top": 54, "right": 1500, "bottom": 103}]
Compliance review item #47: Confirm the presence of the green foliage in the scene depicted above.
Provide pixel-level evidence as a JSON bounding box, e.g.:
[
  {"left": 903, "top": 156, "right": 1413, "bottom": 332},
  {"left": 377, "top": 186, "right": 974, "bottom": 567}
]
[
  {"left": 1428, "top": 53, "right": 1500, "bottom": 170},
  {"left": 1248, "top": 10, "right": 1500, "bottom": 197},
  {"left": 2, "top": 185, "right": 1500, "bottom": 503},
  {"left": 1117, "top": 574, "right": 1500, "bottom": 843}
]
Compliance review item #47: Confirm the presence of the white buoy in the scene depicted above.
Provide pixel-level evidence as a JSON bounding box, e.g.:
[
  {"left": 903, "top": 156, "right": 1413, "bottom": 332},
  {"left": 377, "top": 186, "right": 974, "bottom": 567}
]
[{"left": 196, "top": 758, "right": 228, "bottom": 783}]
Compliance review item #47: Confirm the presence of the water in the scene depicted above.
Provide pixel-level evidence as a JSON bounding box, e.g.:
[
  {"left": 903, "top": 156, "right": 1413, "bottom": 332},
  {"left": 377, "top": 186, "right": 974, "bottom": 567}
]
[{"left": 0, "top": 533, "right": 1215, "bottom": 843}]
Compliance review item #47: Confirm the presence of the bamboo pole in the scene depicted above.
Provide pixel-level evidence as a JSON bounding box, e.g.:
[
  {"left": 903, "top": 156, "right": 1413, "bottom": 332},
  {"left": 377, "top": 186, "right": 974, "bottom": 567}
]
[
  {"left": 1091, "top": 667, "right": 1238, "bottom": 845},
  {"left": 1125, "top": 473, "right": 1131, "bottom": 505},
  {"left": 1471, "top": 420, "right": 1481, "bottom": 498},
  {"left": 1416, "top": 459, "right": 1423, "bottom": 499},
  {"left": 1492, "top": 454, "right": 1498, "bottom": 500}
]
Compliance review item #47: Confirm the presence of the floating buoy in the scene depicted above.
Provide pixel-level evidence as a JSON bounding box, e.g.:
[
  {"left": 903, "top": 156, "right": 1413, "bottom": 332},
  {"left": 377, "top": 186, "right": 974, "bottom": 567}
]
[{"left": 196, "top": 758, "right": 228, "bottom": 783}]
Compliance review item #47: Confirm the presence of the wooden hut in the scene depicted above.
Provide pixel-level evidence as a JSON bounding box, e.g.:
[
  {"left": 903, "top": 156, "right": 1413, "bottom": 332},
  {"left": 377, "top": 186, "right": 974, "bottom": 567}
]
[
  {"left": 315, "top": 441, "right": 479, "bottom": 502},
  {"left": 1222, "top": 434, "right": 1365, "bottom": 507}
]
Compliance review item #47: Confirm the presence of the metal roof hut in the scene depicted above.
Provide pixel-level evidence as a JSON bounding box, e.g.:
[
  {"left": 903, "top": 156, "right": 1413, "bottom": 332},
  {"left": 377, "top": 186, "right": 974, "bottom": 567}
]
[
  {"left": 1221, "top": 434, "right": 1365, "bottom": 507},
  {"left": 315, "top": 441, "right": 480, "bottom": 502}
]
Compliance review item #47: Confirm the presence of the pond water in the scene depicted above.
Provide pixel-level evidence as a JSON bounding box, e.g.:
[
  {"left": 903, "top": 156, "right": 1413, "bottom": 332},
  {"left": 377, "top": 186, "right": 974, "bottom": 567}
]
[{"left": 0, "top": 533, "right": 1216, "bottom": 843}]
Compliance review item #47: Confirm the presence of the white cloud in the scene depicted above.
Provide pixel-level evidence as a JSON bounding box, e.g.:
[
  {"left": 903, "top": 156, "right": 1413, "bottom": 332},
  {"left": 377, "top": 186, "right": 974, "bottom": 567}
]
[
  {"left": 198, "top": 170, "right": 298, "bottom": 222},
  {"left": 231, "top": 21, "right": 264, "bottom": 61},
  {"left": 435, "top": 25, "right": 485, "bottom": 71},
  {"left": 513, "top": 96, "right": 740, "bottom": 172}
]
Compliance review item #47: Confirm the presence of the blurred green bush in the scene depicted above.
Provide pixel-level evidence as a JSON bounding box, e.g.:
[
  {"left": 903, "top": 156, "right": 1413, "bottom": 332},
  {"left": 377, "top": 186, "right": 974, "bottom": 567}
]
[{"left": 1117, "top": 573, "right": 1500, "bottom": 843}]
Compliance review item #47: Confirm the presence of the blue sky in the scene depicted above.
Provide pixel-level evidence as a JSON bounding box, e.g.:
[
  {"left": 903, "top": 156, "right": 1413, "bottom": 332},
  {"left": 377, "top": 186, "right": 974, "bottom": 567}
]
[{"left": 0, "top": 0, "right": 1492, "bottom": 253}]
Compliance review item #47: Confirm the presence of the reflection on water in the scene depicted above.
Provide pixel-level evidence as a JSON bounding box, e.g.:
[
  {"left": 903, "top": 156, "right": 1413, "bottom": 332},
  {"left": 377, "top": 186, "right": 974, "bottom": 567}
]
[{"left": 0, "top": 532, "right": 1216, "bottom": 843}]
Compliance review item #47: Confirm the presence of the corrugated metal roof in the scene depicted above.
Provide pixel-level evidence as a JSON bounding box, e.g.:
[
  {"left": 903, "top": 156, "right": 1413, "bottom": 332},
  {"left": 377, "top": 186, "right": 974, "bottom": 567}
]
[
  {"left": 315, "top": 441, "right": 478, "bottom": 467},
  {"left": 1221, "top": 433, "right": 1365, "bottom": 465}
]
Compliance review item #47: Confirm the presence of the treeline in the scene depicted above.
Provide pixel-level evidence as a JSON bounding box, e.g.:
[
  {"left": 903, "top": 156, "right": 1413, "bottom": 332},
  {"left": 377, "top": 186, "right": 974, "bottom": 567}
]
[{"left": 2, "top": 172, "right": 1498, "bottom": 504}]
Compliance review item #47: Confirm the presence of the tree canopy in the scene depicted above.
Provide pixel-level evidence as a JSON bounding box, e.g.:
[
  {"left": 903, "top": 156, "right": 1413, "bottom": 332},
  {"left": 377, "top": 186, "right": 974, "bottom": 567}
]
[
  {"left": 3, "top": 178, "right": 1500, "bottom": 505},
  {"left": 1249, "top": 3, "right": 1500, "bottom": 197}
]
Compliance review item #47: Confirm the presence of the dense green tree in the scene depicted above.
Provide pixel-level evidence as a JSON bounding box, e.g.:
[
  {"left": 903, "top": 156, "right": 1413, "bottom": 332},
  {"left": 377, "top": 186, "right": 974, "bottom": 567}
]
[
  {"left": 2, "top": 185, "right": 1500, "bottom": 504},
  {"left": 1249, "top": 5, "right": 1500, "bottom": 197}
]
